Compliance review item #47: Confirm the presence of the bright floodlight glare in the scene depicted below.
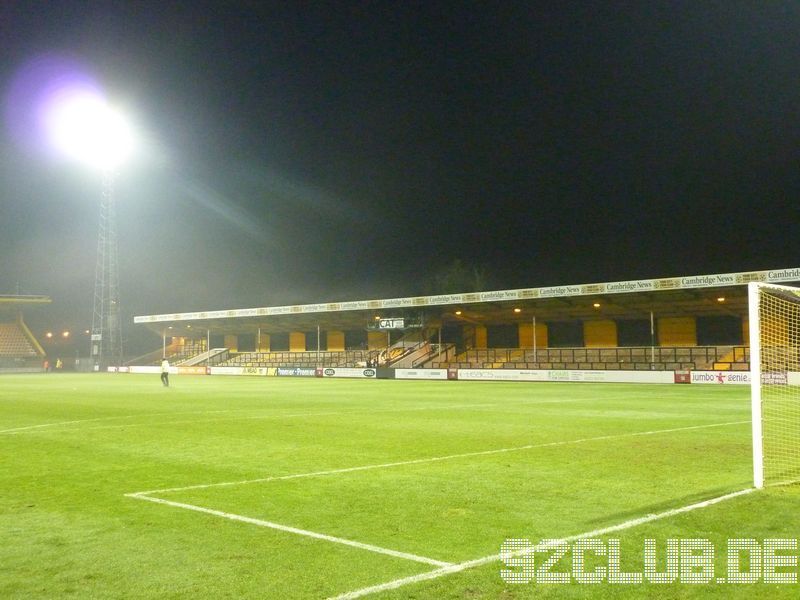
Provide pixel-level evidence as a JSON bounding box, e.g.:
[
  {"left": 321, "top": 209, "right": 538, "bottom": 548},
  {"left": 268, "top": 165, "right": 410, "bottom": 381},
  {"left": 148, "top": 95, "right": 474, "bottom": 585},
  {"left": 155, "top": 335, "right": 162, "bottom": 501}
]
[{"left": 46, "top": 91, "right": 134, "bottom": 170}]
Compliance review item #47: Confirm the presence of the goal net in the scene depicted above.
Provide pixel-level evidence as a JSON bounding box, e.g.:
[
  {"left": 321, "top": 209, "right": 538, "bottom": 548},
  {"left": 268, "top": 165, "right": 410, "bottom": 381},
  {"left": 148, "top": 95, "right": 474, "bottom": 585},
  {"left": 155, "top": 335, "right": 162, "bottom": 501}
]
[{"left": 749, "top": 282, "right": 800, "bottom": 488}]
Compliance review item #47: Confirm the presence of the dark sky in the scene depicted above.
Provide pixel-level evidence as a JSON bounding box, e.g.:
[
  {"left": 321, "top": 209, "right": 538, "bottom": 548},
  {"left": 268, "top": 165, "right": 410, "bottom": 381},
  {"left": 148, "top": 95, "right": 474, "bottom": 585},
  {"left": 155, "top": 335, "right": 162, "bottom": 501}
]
[{"left": 1, "top": 1, "right": 799, "bottom": 338}]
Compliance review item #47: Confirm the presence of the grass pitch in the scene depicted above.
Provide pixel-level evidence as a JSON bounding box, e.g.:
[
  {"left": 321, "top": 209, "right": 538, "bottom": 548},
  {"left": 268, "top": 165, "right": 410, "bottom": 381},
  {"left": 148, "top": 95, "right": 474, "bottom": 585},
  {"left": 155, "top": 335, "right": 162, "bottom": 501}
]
[{"left": 1, "top": 374, "right": 798, "bottom": 598}]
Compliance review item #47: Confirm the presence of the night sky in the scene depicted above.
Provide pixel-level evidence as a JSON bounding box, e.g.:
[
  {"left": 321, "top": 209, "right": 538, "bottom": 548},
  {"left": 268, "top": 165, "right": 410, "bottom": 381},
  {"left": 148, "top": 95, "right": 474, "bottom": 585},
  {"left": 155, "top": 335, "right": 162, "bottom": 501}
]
[{"left": 1, "top": 1, "right": 799, "bottom": 342}]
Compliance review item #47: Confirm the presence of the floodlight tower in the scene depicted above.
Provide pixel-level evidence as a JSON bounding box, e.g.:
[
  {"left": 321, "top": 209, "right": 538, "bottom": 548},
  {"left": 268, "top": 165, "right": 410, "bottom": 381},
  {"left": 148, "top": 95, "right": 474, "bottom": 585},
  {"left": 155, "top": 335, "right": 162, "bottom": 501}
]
[
  {"left": 44, "top": 90, "right": 134, "bottom": 370},
  {"left": 89, "top": 170, "right": 122, "bottom": 370}
]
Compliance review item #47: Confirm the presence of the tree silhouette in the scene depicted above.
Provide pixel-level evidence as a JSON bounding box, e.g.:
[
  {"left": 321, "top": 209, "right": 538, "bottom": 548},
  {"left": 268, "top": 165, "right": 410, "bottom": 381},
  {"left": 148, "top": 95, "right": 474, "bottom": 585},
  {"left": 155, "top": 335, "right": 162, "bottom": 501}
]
[{"left": 425, "top": 259, "right": 491, "bottom": 294}]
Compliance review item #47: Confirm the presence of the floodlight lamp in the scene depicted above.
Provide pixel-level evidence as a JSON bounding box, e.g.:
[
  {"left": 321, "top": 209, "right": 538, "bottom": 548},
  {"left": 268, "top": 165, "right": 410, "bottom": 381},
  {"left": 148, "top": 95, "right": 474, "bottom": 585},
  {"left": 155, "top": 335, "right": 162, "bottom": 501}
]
[{"left": 45, "top": 90, "right": 134, "bottom": 170}]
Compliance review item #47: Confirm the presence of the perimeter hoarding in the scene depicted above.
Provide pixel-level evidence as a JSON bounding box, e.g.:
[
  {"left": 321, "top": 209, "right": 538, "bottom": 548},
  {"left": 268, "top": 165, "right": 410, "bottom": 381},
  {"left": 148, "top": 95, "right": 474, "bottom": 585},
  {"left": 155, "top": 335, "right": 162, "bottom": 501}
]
[
  {"left": 209, "top": 366, "right": 268, "bottom": 376},
  {"left": 318, "top": 368, "right": 377, "bottom": 378},
  {"left": 457, "top": 369, "right": 674, "bottom": 384},
  {"left": 394, "top": 369, "right": 449, "bottom": 380},
  {"left": 274, "top": 367, "right": 317, "bottom": 377},
  {"left": 690, "top": 371, "right": 751, "bottom": 385}
]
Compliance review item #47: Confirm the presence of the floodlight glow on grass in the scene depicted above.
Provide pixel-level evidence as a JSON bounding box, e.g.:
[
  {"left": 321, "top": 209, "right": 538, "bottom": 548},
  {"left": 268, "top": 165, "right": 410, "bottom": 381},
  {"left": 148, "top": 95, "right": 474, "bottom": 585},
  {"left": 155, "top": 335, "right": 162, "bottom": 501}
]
[{"left": 44, "top": 90, "right": 134, "bottom": 170}]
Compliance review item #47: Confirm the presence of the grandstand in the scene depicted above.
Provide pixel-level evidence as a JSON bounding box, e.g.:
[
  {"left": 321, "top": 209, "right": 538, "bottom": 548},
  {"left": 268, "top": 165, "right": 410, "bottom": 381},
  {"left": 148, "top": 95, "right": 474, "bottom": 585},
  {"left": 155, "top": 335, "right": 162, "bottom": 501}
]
[
  {"left": 133, "top": 267, "right": 800, "bottom": 373},
  {"left": 430, "top": 344, "right": 749, "bottom": 371},
  {"left": 0, "top": 295, "right": 49, "bottom": 372}
]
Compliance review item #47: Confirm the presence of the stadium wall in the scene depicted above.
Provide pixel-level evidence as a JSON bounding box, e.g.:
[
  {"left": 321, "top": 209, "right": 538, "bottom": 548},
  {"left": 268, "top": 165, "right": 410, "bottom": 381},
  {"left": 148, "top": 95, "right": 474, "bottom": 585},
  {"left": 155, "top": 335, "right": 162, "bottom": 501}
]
[
  {"left": 164, "top": 315, "right": 749, "bottom": 356},
  {"left": 474, "top": 325, "right": 487, "bottom": 348},
  {"left": 583, "top": 320, "right": 617, "bottom": 347},
  {"left": 327, "top": 330, "right": 345, "bottom": 351},
  {"left": 463, "top": 316, "right": 716, "bottom": 350},
  {"left": 658, "top": 317, "right": 696, "bottom": 346},
  {"left": 257, "top": 333, "right": 270, "bottom": 351},
  {"left": 368, "top": 331, "right": 388, "bottom": 350},
  {"left": 517, "top": 322, "right": 548, "bottom": 348},
  {"left": 289, "top": 332, "right": 306, "bottom": 352}
]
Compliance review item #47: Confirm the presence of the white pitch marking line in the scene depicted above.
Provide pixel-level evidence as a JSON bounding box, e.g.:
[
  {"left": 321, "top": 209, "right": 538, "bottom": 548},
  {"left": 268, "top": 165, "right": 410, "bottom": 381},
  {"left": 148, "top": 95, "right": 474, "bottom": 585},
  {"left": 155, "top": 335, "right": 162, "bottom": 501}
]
[
  {"left": 2, "top": 394, "right": 601, "bottom": 436},
  {"left": 0, "top": 408, "right": 245, "bottom": 434},
  {"left": 126, "top": 493, "right": 451, "bottom": 568},
  {"left": 80, "top": 402, "right": 506, "bottom": 429},
  {"left": 2, "top": 394, "right": 607, "bottom": 437},
  {"left": 129, "top": 420, "right": 749, "bottom": 496},
  {"left": 0, "top": 418, "right": 118, "bottom": 433},
  {"left": 327, "top": 487, "right": 757, "bottom": 599},
  {"left": 0, "top": 402, "right": 509, "bottom": 435}
]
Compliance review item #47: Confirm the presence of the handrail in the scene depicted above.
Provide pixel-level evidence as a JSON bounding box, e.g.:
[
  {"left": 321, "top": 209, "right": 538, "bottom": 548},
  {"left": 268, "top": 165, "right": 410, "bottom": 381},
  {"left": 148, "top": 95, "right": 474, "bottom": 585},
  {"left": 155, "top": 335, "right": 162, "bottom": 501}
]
[
  {"left": 179, "top": 348, "right": 229, "bottom": 366},
  {"left": 431, "top": 345, "right": 751, "bottom": 370},
  {"left": 410, "top": 342, "right": 454, "bottom": 368}
]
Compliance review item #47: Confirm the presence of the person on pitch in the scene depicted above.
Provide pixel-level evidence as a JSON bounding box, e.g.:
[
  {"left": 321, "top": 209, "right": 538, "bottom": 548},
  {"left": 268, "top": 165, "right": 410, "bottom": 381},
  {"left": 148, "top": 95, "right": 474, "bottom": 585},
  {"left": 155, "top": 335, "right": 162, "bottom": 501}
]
[{"left": 160, "top": 357, "right": 170, "bottom": 387}]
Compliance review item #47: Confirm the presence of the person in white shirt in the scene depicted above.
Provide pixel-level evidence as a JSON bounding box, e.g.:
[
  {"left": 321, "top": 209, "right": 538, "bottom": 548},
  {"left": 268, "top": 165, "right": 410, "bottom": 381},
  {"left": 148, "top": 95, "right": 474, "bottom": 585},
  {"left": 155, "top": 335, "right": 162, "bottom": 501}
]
[{"left": 160, "top": 358, "right": 170, "bottom": 387}]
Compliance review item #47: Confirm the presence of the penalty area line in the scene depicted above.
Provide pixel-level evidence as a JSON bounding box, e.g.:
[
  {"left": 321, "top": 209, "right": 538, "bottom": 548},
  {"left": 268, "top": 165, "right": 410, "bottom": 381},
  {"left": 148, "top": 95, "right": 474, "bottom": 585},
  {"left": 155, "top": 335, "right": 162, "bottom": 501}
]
[
  {"left": 125, "top": 493, "right": 451, "bottom": 568},
  {"left": 129, "top": 419, "right": 749, "bottom": 496},
  {"left": 327, "top": 487, "right": 757, "bottom": 599}
]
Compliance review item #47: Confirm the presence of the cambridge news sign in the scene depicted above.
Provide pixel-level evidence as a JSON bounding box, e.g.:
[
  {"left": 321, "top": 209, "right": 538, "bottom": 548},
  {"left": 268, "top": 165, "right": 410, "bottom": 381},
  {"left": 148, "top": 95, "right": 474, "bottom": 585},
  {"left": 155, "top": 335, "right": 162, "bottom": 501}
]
[{"left": 134, "top": 267, "right": 800, "bottom": 324}]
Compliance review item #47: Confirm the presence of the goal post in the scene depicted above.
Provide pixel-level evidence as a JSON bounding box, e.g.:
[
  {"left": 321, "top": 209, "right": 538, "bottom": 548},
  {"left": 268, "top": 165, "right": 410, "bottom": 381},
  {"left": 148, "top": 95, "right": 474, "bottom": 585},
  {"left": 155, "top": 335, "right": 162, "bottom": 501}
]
[{"left": 748, "top": 281, "right": 800, "bottom": 488}]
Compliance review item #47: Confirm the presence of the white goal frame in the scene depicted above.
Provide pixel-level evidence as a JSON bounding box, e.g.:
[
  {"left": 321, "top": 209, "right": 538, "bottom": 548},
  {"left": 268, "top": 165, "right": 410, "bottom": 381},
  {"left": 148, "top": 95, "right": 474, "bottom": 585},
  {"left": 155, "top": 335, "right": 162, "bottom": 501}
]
[{"left": 748, "top": 281, "right": 800, "bottom": 488}]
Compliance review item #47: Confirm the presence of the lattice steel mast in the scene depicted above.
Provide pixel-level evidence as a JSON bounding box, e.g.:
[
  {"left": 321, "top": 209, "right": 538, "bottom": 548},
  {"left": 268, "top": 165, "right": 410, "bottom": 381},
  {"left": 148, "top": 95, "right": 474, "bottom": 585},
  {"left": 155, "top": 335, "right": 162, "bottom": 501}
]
[{"left": 90, "top": 170, "right": 122, "bottom": 369}]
